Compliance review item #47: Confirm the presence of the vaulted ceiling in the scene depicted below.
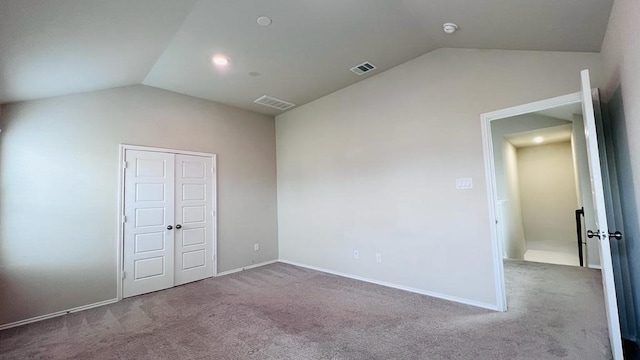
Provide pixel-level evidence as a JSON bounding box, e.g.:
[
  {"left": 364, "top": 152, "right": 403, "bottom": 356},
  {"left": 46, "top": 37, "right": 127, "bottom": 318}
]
[{"left": 0, "top": 0, "right": 613, "bottom": 115}]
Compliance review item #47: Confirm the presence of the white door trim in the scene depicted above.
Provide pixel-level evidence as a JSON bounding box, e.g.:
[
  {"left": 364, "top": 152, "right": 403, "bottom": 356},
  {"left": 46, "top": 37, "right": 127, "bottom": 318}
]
[
  {"left": 480, "top": 92, "right": 582, "bottom": 312},
  {"left": 117, "top": 144, "right": 218, "bottom": 300}
]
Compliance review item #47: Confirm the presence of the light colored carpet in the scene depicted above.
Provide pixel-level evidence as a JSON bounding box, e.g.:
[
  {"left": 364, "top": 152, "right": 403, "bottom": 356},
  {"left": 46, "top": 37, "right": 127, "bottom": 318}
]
[
  {"left": 0, "top": 260, "right": 610, "bottom": 359},
  {"left": 524, "top": 249, "right": 580, "bottom": 266}
]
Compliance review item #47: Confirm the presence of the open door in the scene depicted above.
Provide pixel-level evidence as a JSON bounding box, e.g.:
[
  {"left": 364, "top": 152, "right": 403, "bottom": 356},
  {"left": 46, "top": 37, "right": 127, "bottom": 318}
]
[{"left": 580, "top": 69, "right": 624, "bottom": 359}]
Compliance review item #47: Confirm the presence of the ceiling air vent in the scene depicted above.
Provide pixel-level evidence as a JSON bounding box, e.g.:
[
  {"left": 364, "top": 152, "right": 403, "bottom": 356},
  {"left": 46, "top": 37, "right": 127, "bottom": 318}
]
[
  {"left": 254, "top": 95, "right": 296, "bottom": 111},
  {"left": 350, "top": 61, "right": 377, "bottom": 75}
]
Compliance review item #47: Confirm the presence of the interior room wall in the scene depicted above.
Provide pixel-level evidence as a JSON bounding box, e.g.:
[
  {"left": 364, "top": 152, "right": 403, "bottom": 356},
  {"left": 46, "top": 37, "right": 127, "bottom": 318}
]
[
  {"left": 276, "top": 48, "right": 603, "bottom": 307},
  {"left": 517, "top": 141, "right": 579, "bottom": 255},
  {"left": 0, "top": 85, "right": 278, "bottom": 326},
  {"left": 501, "top": 140, "right": 526, "bottom": 259},
  {"left": 601, "top": 0, "right": 640, "bottom": 342}
]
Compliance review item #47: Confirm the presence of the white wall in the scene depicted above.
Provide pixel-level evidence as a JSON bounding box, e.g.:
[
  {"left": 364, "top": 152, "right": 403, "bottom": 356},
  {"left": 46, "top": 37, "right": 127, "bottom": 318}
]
[
  {"left": 276, "top": 48, "right": 602, "bottom": 307},
  {"left": 0, "top": 85, "right": 278, "bottom": 326},
  {"left": 517, "top": 141, "right": 579, "bottom": 254},
  {"left": 502, "top": 140, "right": 526, "bottom": 259}
]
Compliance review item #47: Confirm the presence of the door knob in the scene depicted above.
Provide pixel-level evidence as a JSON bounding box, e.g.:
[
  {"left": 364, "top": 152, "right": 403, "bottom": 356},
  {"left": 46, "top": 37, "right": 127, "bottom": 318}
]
[
  {"left": 176, "top": 224, "right": 182, "bottom": 229},
  {"left": 587, "top": 230, "right": 600, "bottom": 239},
  {"left": 609, "top": 231, "right": 623, "bottom": 240},
  {"left": 167, "top": 225, "right": 173, "bottom": 230}
]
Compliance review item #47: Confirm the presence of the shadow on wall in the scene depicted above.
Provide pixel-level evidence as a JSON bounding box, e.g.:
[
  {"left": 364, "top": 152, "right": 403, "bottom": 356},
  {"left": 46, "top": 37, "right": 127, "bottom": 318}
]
[
  {"left": 606, "top": 87, "right": 640, "bottom": 342},
  {"left": 0, "top": 112, "right": 26, "bottom": 325},
  {"left": 0, "top": 106, "right": 116, "bottom": 326},
  {"left": 0, "top": 109, "right": 13, "bottom": 322}
]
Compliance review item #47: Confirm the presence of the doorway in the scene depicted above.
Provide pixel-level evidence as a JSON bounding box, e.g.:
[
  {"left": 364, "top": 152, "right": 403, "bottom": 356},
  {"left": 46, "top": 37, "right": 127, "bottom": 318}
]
[
  {"left": 481, "top": 72, "right": 624, "bottom": 359},
  {"left": 489, "top": 104, "right": 595, "bottom": 268},
  {"left": 117, "top": 144, "right": 217, "bottom": 299}
]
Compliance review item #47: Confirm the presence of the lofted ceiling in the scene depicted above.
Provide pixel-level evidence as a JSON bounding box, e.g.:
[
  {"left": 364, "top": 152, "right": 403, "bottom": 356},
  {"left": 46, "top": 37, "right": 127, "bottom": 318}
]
[{"left": 0, "top": 0, "right": 613, "bottom": 115}]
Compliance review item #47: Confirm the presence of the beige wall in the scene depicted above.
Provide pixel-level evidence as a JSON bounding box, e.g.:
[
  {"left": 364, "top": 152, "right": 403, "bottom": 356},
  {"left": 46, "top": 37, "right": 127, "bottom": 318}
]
[
  {"left": 276, "top": 48, "right": 602, "bottom": 307},
  {"left": 0, "top": 85, "right": 278, "bottom": 325},
  {"left": 517, "top": 141, "right": 579, "bottom": 252}
]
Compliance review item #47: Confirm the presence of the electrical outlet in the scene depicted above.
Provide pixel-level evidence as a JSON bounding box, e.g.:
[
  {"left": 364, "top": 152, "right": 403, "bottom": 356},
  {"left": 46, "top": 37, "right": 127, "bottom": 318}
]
[
  {"left": 254, "top": 243, "right": 259, "bottom": 251},
  {"left": 376, "top": 253, "right": 382, "bottom": 263},
  {"left": 353, "top": 250, "right": 359, "bottom": 259}
]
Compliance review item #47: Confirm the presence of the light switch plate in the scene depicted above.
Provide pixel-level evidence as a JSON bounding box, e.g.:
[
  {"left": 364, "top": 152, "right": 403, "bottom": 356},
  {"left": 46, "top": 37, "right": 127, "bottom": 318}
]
[{"left": 456, "top": 178, "right": 473, "bottom": 189}]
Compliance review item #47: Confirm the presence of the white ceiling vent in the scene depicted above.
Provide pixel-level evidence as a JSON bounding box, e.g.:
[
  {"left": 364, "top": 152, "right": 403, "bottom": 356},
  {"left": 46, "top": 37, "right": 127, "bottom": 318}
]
[
  {"left": 254, "top": 95, "right": 296, "bottom": 111},
  {"left": 350, "top": 61, "right": 377, "bottom": 75}
]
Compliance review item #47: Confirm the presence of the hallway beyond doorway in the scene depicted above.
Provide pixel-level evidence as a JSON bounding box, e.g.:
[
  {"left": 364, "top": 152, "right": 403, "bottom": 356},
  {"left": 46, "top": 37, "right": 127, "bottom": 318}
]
[{"left": 524, "top": 249, "right": 580, "bottom": 266}]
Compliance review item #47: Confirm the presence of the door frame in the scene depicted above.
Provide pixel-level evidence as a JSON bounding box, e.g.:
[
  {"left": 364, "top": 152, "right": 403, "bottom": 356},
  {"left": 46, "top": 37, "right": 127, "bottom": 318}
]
[
  {"left": 116, "top": 144, "right": 218, "bottom": 300},
  {"left": 480, "top": 92, "right": 583, "bottom": 311}
]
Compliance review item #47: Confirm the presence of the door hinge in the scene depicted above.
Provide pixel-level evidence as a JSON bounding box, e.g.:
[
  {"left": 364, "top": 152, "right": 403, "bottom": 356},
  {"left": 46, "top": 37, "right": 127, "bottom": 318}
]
[
  {"left": 211, "top": 167, "right": 215, "bottom": 174},
  {"left": 123, "top": 161, "right": 128, "bottom": 169},
  {"left": 122, "top": 215, "right": 127, "bottom": 223},
  {"left": 122, "top": 271, "right": 126, "bottom": 280},
  {"left": 211, "top": 210, "right": 216, "bottom": 217}
]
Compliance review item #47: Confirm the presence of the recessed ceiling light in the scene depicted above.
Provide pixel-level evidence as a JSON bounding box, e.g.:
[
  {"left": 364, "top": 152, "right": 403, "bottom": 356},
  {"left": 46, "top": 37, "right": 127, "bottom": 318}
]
[
  {"left": 443, "top": 23, "right": 459, "bottom": 34},
  {"left": 212, "top": 55, "right": 230, "bottom": 66},
  {"left": 533, "top": 136, "right": 544, "bottom": 144},
  {"left": 257, "top": 16, "right": 272, "bottom": 26}
]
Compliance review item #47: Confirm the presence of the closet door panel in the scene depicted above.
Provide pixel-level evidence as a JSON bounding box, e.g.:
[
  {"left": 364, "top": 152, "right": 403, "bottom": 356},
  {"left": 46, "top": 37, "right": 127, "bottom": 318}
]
[
  {"left": 174, "top": 154, "right": 214, "bottom": 285},
  {"left": 123, "top": 150, "right": 175, "bottom": 298}
]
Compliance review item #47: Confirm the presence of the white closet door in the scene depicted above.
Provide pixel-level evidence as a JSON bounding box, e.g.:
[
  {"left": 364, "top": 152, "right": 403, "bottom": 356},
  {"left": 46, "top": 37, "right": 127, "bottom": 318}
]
[
  {"left": 174, "top": 154, "right": 214, "bottom": 286},
  {"left": 123, "top": 150, "right": 175, "bottom": 298}
]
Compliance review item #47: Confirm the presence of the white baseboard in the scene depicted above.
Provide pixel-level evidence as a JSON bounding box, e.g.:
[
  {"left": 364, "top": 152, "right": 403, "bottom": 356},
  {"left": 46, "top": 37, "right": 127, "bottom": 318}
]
[
  {"left": 0, "top": 298, "right": 119, "bottom": 331},
  {"left": 217, "top": 259, "right": 279, "bottom": 277},
  {"left": 279, "top": 260, "right": 501, "bottom": 311},
  {"left": 588, "top": 264, "right": 602, "bottom": 270}
]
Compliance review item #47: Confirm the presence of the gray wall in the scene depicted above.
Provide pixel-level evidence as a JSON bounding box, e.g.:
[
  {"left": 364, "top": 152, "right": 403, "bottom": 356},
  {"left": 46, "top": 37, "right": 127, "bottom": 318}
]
[
  {"left": 276, "top": 48, "right": 603, "bottom": 308},
  {"left": 0, "top": 85, "right": 278, "bottom": 326},
  {"left": 601, "top": 0, "right": 640, "bottom": 342}
]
